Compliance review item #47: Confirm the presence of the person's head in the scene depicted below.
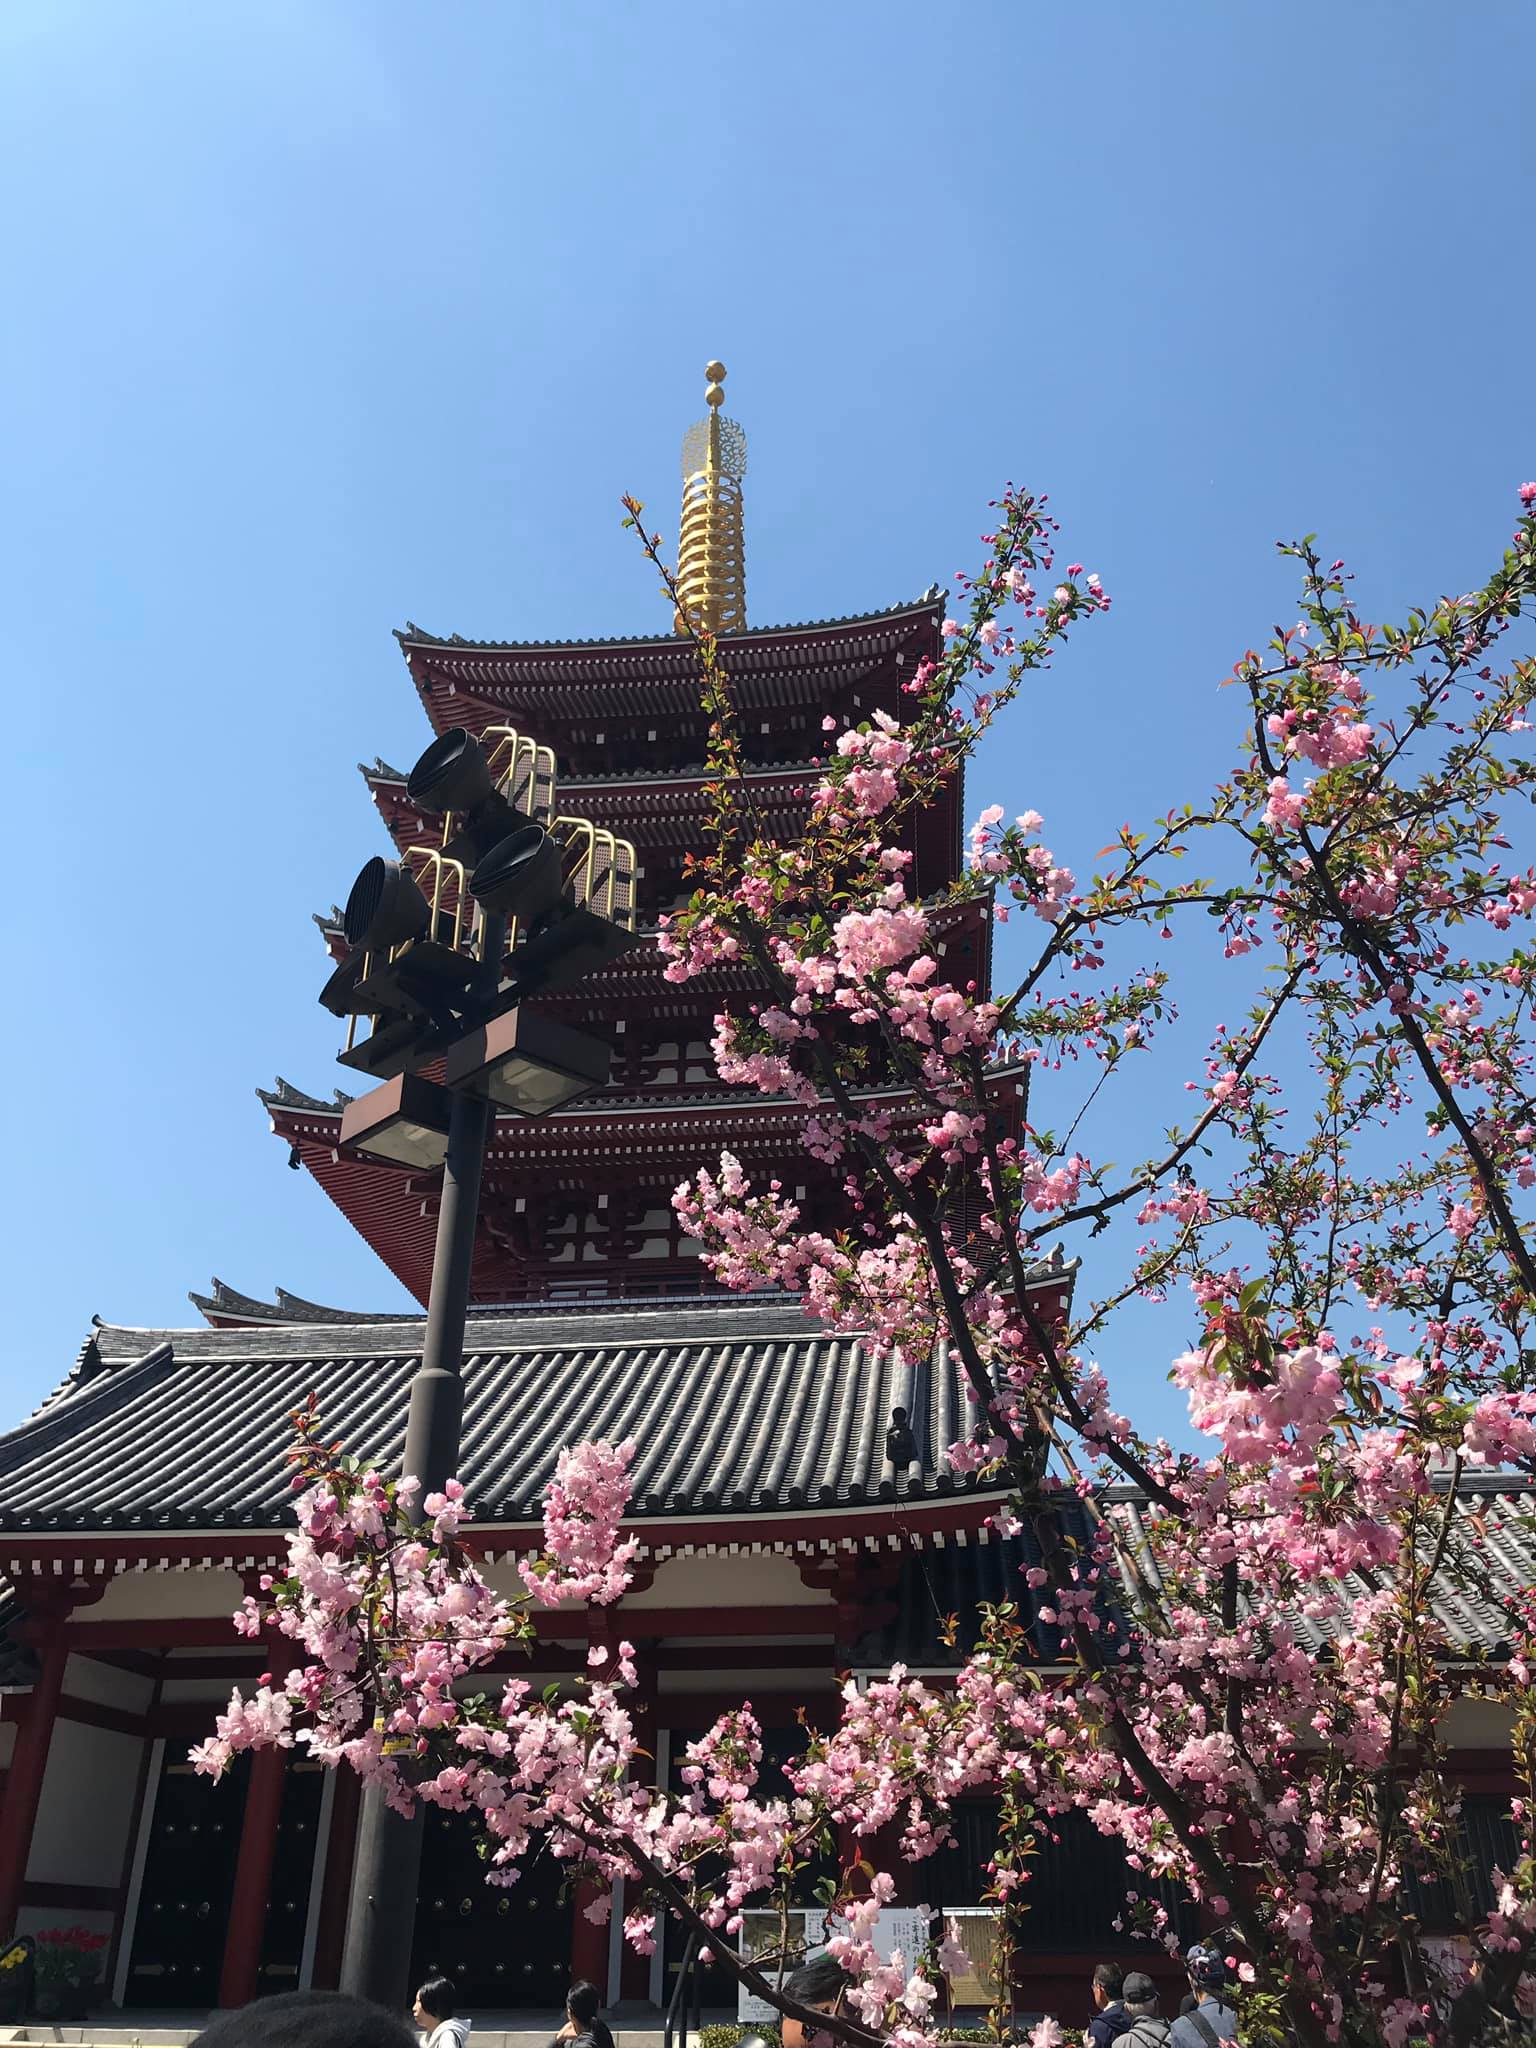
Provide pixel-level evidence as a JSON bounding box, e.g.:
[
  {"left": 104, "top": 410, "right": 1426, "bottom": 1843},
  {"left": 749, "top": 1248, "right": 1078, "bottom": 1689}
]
[
  {"left": 413, "top": 1976, "right": 457, "bottom": 2030},
  {"left": 1121, "top": 1973, "right": 1159, "bottom": 2017},
  {"left": 566, "top": 1982, "right": 602, "bottom": 2030},
  {"left": 1185, "top": 1945, "right": 1228, "bottom": 1999},
  {"left": 781, "top": 1957, "right": 853, "bottom": 2048},
  {"left": 1091, "top": 1963, "right": 1124, "bottom": 2011},
  {"left": 193, "top": 1990, "right": 420, "bottom": 2048}
]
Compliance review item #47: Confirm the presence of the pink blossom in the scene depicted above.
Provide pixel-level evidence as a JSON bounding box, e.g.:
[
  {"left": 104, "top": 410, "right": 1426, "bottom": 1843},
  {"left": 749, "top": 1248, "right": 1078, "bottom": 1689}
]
[{"left": 1264, "top": 776, "right": 1306, "bottom": 830}]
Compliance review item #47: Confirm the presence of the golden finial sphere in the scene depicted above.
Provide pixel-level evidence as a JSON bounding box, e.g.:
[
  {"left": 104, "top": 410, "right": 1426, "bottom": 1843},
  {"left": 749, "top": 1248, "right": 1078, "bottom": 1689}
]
[
  {"left": 705, "top": 384, "right": 725, "bottom": 408},
  {"left": 705, "top": 360, "right": 727, "bottom": 382}
]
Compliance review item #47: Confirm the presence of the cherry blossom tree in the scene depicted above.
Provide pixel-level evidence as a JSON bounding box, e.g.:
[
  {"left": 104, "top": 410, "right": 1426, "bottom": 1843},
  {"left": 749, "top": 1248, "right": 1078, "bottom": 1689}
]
[{"left": 197, "top": 481, "right": 1536, "bottom": 2048}]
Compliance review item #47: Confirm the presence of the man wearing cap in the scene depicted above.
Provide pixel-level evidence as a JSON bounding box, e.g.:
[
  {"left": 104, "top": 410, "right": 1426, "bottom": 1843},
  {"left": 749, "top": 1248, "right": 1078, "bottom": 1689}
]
[
  {"left": 1167, "top": 1946, "right": 1238, "bottom": 2048},
  {"left": 1116, "top": 1972, "right": 1171, "bottom": 2048}
]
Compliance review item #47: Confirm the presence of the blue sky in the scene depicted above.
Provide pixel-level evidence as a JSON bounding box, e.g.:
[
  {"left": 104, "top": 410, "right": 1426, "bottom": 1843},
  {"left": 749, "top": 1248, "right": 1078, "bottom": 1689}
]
[{"left": 2, "top": 0, "right": 1532, "bottom": 1427}]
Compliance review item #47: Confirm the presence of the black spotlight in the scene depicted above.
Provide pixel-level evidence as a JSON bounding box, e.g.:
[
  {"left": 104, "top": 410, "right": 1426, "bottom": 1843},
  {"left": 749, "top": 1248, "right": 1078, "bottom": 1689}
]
[
  {"left": 407, "top": 727, "right": 495, "bottom": 815},
  {"left": 343, "top": 856, "right": 432, "bottom": 953},
  {"left": 407, "top": 726, "right": 528, "bottom": 864},
  {"left": 318, "top": 947, "right": 369, "bottom": 1018},
  {"left": 468, "top": 826, "right": 565, "bottom": 922}
]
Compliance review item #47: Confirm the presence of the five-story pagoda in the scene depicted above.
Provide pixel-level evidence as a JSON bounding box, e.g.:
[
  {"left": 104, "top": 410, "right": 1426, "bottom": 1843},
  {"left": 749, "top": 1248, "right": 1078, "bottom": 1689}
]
[{"left": 254, "top": 366, "right": 982, "bottom": 1314}]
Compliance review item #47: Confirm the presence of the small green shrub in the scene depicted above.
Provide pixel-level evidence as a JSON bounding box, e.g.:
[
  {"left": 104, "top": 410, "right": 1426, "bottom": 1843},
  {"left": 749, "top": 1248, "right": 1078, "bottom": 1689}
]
[
  {"left": 696, "top": 2019, "right": 1019, "bottom": 2047},
  {"left": 699, "top": 2026, "right": 782, "bottom": 2048}
]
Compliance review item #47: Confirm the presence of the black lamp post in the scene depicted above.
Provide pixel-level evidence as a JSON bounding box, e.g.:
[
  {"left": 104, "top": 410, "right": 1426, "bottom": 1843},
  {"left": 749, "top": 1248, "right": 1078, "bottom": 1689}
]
[
  {"left": 322, "top": 729, "right": 636, "bottom": 2011},
  {"left": 336, "top": 1078, "right": 494, "bottom": 2013}
]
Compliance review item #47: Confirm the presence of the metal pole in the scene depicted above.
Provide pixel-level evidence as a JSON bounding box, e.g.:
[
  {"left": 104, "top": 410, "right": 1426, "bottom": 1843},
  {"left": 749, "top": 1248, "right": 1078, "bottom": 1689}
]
[{"left": 338, "top": 914, "right": 505, "bottom": 2013}]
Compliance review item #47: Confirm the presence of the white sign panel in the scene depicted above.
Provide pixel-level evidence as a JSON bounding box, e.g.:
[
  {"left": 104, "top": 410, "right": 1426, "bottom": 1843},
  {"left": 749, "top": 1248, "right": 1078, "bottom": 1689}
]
[{"left": 736, "top": 1908, "right": 930, "bottom": 2021}]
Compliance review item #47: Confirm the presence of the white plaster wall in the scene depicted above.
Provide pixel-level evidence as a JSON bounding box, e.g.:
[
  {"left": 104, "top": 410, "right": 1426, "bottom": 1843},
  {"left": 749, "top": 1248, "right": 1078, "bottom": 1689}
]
[
  {"left": 63, "top": 1653, "right": 155, "bottom": 1712},
  {"left": 159, "top": 1676, "right": 245, "bottom": 1704},
  {"left": 481, "top": 1547, "right": 831, "bottom": 1611},
  {"left": 89, "top": 1568, "right": 245, "bottom": 1621},
  {"left": 1439, "top": 1695, "right": 1516, "bottom": 1747},
  {"left": 14, "top": 1905, "right": 115, "bottom": 1944},
  {"left": 27, "top": 1719, "right": 144, "bottom": 1888},
  {"left": 624, "top": 1551, "right": 830, "bottom": 1610}
]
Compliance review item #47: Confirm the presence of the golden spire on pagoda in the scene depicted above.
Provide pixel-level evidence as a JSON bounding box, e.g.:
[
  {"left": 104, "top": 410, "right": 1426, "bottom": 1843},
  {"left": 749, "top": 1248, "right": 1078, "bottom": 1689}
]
[{"left": 675, "top": 359, "right": 747, "bottom": 637}]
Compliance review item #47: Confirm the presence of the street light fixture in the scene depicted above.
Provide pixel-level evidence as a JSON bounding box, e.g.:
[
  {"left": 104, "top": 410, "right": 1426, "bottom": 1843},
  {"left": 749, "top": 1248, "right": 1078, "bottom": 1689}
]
[
  {"left": 407, "top": 725, "right": 550, "bottom": 869},
  {"left": 327, "top": 718, "right": 636, "bottom": 2012},
  {"left": 407, "top": 726, "right": 499, "bottom": 815},
  {"left": 343, "top": 855, "right": 434, "bottom": 952},
  {"left": 467, "top": 824, "right": 564, "bottom": 919},
  {"left": 338, "top": 1072, "right": 454, "bottom": 1170},
  {"left": 443, "top": 1006, "right": 611, "bottom": 1116}
]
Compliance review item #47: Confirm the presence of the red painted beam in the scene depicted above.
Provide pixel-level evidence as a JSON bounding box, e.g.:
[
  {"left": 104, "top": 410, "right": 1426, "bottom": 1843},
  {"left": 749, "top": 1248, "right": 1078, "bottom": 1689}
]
[
  {"left": 58, "top": 1603, "right": 839, "bottom": 1650},
  {"left": 19, "top": 1879, "right": 123, "bottom": 1912},
  {"left": 5, "top": 1487, "right": 1004, "bottom": 1577},
  {"left": 56, "top": 1692, "right": 149, "bottom": 1738}
]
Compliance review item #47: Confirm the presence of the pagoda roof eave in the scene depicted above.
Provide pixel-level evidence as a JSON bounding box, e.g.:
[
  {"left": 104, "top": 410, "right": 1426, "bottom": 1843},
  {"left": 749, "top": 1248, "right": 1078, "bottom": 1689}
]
[
  {"left": 258, "top": 1076, "right": 354, "bottom": 1115},
  {"left": 363, "top": 757, "right": 825, "bottom": 793},
  {"left": 190, "top": 1281, "right": 798, "bottom": 1330},
  {"left": 261, "top": 1071, "right": 1032, "bottom": 1136},
  {"left": 190, "top": 1278, "right": 420, "bottom": 1329},
  {"left": 397, "top": 596, "right": 946, "bottom": 744},
  {"left": 395, "top": 591, "right": 943, "bottom": 661}
]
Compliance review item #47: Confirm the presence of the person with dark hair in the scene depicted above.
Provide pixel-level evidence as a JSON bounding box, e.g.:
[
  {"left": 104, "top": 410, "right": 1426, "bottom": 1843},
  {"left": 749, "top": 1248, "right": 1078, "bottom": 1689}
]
[
  {"left": 1117, "top": 1973, "right": 1171, "bottom": 2048},
  {"left": 191, "top": 1990, "right": 421, "bottom": 2048},
  {"left": 779, "top": 1956, "right": 854, "bottom": 2048},
  {"left": 550, "top": 1979, "right": 615, "bottom": 2048},
  {"left": 1166, "top": 1947, "right": 1236, "bottom": 2048},
  {"left": 1088, "top": 1962, "right": 1130, "bottom": 2048},
  {"left": 413, "top": 1975, "right": 469, "bottom": 2048}
]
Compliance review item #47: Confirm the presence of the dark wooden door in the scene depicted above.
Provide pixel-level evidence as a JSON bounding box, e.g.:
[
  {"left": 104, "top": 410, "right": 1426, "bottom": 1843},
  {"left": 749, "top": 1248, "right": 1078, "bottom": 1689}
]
[
  {"left": 125, "top": 1754, "right": 249, "bottom": 2007},
  {"left": 411, "top": 1806, "right": 572, "bottom": 2008},
  {"left": 254, "top": 1761, "right": 326, "bottom": 1994}
]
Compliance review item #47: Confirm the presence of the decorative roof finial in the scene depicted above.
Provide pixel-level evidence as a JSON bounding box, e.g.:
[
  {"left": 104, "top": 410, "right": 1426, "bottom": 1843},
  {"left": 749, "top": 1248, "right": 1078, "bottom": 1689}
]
[{"left": 675, "top": 360, "right": 747, "bottom": 638}]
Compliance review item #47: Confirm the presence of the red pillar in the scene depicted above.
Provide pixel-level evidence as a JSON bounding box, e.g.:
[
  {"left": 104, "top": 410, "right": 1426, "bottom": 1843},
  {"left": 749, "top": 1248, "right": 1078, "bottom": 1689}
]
[
  {"left": 570, "top": 1604, "right": 623, "bottom": 1995},
  {"left": 618, "top": 1661, "right": 658, "bottom": 2002},
  {"left": 571, "top": 1879, "right": 610, "bottom": 1991},
  {"left": 218, "top": 1745, "right": 287, "bottom": 2007},
  {"left": 0, "top": 1625, "right": 69, "bottom": 1939},
  {"left": 311, "top": 1765, "right": 362, "bottom": 1990}
]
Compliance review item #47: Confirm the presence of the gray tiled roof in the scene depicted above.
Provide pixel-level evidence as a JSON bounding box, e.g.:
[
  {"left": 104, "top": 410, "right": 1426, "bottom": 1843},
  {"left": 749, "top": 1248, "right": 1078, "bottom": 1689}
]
[
  {"left": 851, "top": 1478, "right": 1536, "bottom": 1669},
  {"left": 0, "top": 1301, "right": 994, "bottom": 1534}
]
